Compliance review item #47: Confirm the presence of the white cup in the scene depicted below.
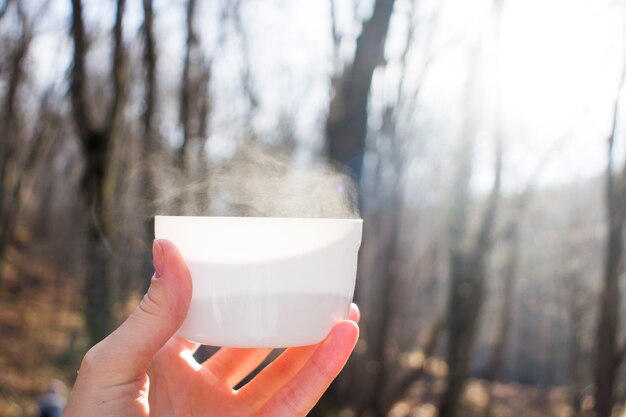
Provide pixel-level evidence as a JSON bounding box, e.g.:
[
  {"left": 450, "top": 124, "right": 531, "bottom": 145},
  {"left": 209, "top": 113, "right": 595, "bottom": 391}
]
[{"left": 154, "top": 216, "right": 363, "bottom": 348}]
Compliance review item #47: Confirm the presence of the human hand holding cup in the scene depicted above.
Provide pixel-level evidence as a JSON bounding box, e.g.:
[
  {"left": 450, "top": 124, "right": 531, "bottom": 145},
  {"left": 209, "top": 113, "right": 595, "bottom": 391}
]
[{"left": 64, "top": 216, "right": 363, "bottom": 417}]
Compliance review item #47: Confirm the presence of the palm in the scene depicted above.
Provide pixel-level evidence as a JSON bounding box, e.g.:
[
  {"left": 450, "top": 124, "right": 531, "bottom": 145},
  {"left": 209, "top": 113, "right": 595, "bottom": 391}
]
[{"left": 149, "top": 319, "right": 358, "bottom": 417}]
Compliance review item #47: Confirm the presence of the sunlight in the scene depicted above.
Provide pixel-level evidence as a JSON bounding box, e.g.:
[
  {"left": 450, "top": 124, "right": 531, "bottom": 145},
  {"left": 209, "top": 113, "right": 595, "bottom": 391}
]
[
  {"left": 500, "top": 0, "right": 622, "bottom": 134},
  {"left": 180, "top": 349, "right": 202, "bottom": 372},
  {"left": 496, "top": 0, "right": 623, "bottom": 187}
]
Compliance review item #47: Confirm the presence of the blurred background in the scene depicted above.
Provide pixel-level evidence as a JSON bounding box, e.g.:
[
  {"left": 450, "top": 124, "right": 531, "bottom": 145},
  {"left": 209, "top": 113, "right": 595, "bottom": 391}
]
[{"left": 1, "top": 0, "right": 625, "bottom": 416}]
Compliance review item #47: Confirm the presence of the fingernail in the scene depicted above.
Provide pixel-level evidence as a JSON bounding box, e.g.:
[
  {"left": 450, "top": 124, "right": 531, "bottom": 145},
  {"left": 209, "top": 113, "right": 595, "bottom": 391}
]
[{"left": 153, "top": 239, "right": 164, "bottom": 278}]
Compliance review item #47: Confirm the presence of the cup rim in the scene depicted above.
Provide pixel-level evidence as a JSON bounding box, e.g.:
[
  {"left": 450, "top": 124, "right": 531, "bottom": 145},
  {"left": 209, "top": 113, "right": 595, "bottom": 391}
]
[{"left": 155, "top": 215, "right": 363, "bottom": 223}]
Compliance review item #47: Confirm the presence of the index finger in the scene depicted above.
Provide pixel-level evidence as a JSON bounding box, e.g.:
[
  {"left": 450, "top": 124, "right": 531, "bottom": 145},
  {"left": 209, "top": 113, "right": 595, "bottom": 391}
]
[{"left": 255, "top": 320, "right": 359, "bottom": 416}]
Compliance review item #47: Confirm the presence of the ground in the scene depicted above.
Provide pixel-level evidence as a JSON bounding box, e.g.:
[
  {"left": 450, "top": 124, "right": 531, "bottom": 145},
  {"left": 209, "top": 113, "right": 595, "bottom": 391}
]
[{"left": 0, "top": 245, "right": 84, "bottom": 417}]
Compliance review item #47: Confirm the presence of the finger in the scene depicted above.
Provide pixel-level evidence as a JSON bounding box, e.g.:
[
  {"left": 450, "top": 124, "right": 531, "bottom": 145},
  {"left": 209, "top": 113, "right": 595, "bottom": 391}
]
[
  {"left": 236, "top": 344, "right": 317, "bottom": 406},
  {"left": 349, "top": 303, "right": 360, "bottom": 323},
  {"left": 90, "top": 239, "right": 192, "bottom": 382},
  {"left": 255, "top": 321, "right": 359, "bottom": 416},
  {"left": 204, "top": 348, "right": 273, "bottom": 388},
  {"left": 238, "top": 320, "right": 358, "bottom": 407}
]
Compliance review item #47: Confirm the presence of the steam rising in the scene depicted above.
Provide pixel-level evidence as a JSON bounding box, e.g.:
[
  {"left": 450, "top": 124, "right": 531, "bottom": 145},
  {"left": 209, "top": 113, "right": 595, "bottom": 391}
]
[{"left": 153, "top": 145, "right": 360, "bottom": 219}]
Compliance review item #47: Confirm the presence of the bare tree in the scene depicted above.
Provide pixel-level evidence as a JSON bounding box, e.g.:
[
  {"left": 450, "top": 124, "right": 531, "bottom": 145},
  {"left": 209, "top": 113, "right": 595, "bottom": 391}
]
[
  {"left": 138, "top": 0, "right": 159, "bottom": 288},
  {"left": 363, "top": 3, "right": 424, "bottom": 414},
  {"left": 69, "top": 0, "right": 129, "bottom": 345},
  {"left": 142, "top": 0, "right": 157, "bottom": 142},
  {"left": 480, "top": 129, "right": 569, "bottom": 415},
  {"left": 326, "top": 0, "right": 397, "bottom": 186},
  {"left": 0, "top": 2, "right": 32, "bottom": 275},
  {"left": 389, "top": 312, "right": 447, "bottom": 407},
  {"left": 0, "top": 3, "right": 59, "bottom": 296},
  {"left": 177, "top": 0, "right": 212, "bottom": 214},
  {"left": 316, "top": 3, "right": 429, "bottom": 416},
  {"left": 437, "top": 2, "right": 506, "bottom": 413},
  {"left": 480, "top": 194, "right": 528, "bottom": 417},
  {"left": 563, "top": 225, "right": 594, "bottom": 417},
  {"left": 438, "top": 44, "right": 503, "bottom": 416},
  {"left": 594, "top": 62, "right": 626, "bottom": 417},
  {"left": 230, "top": 0, "right": 258, "bottom": 116}
]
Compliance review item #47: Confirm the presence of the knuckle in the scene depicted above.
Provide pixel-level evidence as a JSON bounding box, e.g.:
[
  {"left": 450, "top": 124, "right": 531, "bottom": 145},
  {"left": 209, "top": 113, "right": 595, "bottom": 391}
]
[
  {"left": 80, "top": 344, "right": 105, "bottom": 373},
  {"left": 280, "top": 384, "right": 306, "bottom": 415},
  {"left": 137, "top": 289, "right": 165, "bottom": 319},
  {"left": 311, "top": 355, "right": 334, "bottom": 380}
]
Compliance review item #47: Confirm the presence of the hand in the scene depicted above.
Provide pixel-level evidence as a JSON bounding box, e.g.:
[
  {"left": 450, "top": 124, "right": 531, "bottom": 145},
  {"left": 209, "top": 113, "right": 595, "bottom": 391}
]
[{"left": 64, "top": 239, "right": 360, "bottom": 417}]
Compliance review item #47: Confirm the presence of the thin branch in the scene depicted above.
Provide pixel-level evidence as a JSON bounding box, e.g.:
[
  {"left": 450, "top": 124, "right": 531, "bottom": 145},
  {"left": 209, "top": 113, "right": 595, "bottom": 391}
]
[
  {"left": 613, "top": 63, "right": 626, "bottom": 180},
  {"left": 607, "top": 61, "right": 626, "bottom": 223},
  {"left": 329, "top": 0, "right": 341, "bottom": 72},
  {"left": 231, "top": 0, "right": 258, "bottom": 112},
  {"left": 395, "top": 0, "right": 417, "bottom": 109},
  {"left": 2, "top": 2, "right": 30, "bottom": 125},
  {"left": 179, "top": 0, "right": 198, "bottom": 159}
]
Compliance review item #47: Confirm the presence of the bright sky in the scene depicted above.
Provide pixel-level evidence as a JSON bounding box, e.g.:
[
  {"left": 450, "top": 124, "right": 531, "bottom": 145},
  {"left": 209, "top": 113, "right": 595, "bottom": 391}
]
[{"left": 24, "top": 0, "right": 626, "bottom": 192}]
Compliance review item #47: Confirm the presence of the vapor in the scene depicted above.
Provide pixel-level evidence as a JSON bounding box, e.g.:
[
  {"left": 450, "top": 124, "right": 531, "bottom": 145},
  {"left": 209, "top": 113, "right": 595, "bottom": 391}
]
[{"left": 152, "top": 144, "right": 360, "bottom": 219}]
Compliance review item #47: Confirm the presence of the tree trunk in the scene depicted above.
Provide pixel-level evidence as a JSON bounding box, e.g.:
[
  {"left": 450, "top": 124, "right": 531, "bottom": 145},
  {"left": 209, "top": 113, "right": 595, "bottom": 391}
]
[
  {"left": 439, "top": 46, "right": 502, "bottom": 417},
  {"left": 178, "top": 0, "right": 212, "bottom": 214},
  {"left": 567, "top": 273, "right": 584, "bottom": 417},
  {"left": 0, "top": 3, "right": 30, "bottom": 276},
  {"left": 389, "top": 313, "right": 447, "bottom": 408},
  {"left": 69, "top": 0, "right": 128, "bottom": 346},
  {"left": 594, "top": 63, "right": 626, "bottom": 417},
  {"left": 322, "top": 3, "right": 398, "bottom": 415},
  {"left": 326, "top": 0, "right": 396, "bottom": 186},
  {"left": 481, "top": 220, "right": 520, "bottom": 417},
  {"left": 595, "top": 222, "right": 622, "bottom": 417},
  {"left": 367, "top": 196, "right": 403, "bottom": 417},
  {"left": 439, "top": 253, "right": 487, "bottom": 417},
  {"left": 140, "top": 0, "right": 158, "bottom": 290}
]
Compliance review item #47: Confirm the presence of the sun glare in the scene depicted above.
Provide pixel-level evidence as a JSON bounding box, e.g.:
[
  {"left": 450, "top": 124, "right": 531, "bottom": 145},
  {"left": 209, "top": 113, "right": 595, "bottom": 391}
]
[{"left": 498, "top": 0, "right": 624, "bottom": 186}]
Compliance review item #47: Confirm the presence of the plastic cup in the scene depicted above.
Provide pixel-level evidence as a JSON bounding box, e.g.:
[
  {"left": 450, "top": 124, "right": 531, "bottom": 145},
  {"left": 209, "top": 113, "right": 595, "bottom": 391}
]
[{"left": 154, "top": 215, "right": 363, "bottom": 348}]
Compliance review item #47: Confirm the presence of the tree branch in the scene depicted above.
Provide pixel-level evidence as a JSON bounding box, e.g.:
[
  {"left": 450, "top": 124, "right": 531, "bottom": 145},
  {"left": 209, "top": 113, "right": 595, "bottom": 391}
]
[
  {"left": 607, "top": 62, "right": 626, "bottom": 226},
  {"left": 231, "top": 0, "right": 258, "bottom": 112},
  {"left": 1, "top": 2, "right": 30, "bottom": 125},
  {"left": 329, "top": 0, "right": 341, "bottom": 72},
  {"left": 394, "top": 0, "right": 417, "bottom": 110},
  {"left": 179, "top": 0, "right": 198, "bottom": 160}
]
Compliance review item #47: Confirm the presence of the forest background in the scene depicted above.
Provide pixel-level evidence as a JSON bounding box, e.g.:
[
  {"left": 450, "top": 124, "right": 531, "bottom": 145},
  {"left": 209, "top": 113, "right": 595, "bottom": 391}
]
[{"left": 1, "top": 0, "right": 626, "bottom": 416}]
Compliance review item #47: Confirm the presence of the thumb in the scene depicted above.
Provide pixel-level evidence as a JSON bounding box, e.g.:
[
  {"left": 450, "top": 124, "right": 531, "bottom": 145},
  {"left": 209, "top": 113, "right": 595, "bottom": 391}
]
[{"left": 88, "top": 239, "right": 192, "bottom": 380}]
